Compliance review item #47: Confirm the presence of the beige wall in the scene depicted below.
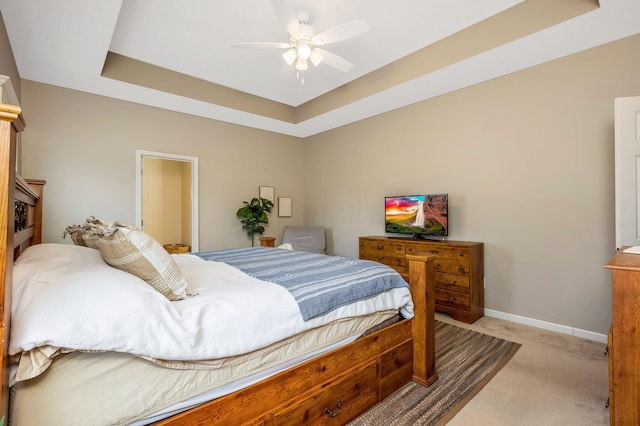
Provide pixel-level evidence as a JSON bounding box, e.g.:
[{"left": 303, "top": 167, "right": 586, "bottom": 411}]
[
  {"left": 20, "top": 82, "right": 305, "bottom": 250},
  {"left": 17, "top": 33, "right": 640, "bottom": 336},
  {"left": 304, "top": 34, "right": 640, "bottom": 334}
]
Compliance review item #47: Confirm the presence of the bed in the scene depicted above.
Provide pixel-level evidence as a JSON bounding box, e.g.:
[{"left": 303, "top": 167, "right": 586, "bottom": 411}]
[{"left": 0, "top": 103, "right": 437, "bottom": 425}]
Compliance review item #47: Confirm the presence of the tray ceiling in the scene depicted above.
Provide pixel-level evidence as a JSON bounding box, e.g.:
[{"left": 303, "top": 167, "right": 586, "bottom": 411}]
[{"left": 1, "top": 0, "right": 639, "bottom": 137}]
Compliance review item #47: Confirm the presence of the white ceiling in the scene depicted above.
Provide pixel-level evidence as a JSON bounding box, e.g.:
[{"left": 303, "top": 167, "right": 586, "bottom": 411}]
[{"left": 1, "top": 0, "right": 639, "bottom": 137}]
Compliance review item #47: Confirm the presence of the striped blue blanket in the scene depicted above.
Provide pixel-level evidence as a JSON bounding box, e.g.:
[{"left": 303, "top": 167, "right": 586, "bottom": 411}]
[{"left": 196, "top": 247, "right": 408, "bottom": 321}]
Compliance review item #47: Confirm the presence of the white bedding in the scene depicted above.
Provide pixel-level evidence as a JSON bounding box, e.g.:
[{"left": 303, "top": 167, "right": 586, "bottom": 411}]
[
  {"left": 10, "top": 244, "right": 413, "bottom": 382},
  {"left": 11, "top": 312, "right": 397, "bottom": 426}
]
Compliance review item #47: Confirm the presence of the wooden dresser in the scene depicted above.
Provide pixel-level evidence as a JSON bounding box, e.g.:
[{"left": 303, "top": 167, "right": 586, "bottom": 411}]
[
  {"left": 605, "top": 249, "right": 640, "bottom": 425},
  {"left": 359, "top": 236, "right": 484, "bottom": 323}
]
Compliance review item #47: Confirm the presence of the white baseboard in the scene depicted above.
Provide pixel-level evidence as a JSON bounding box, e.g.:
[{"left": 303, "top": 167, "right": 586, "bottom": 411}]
[{"left": 484, "top": 309, "right": 608, "bottom": 344}]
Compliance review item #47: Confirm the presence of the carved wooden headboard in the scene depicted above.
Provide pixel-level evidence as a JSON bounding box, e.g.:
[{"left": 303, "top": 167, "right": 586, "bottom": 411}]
[
  {"left": 14, "top": 176, "right": 44, "bottom": 259},
  {"left": 0, "top": 103, "right": 43, "bottom": 425}
]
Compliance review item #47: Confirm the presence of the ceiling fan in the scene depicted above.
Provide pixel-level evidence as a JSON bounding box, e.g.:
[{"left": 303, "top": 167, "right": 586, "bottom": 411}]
[{"left": 231, "top": 0, "right": 370, "bottom": 73}]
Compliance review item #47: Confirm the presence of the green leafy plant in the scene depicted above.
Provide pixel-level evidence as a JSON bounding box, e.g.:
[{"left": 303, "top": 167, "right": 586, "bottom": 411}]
[{"left": 236, "top": 197, "right": 274, "bottom": 246}]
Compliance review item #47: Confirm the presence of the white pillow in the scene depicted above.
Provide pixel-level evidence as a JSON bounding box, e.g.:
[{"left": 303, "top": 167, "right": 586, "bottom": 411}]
[{"left": 14, "top": 242, "right": 106, "bottom": 266}]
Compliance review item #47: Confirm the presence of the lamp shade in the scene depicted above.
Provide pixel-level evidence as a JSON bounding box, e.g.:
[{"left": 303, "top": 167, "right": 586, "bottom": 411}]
[
  {"left": 309, "top": 48, "right": 323, "bottom": 66},
  {"left": 295, "top": 58, "right": 308, "bottom": 71},
  {"left": 282, "top": 48, "right": 297, "bottom": 66}
]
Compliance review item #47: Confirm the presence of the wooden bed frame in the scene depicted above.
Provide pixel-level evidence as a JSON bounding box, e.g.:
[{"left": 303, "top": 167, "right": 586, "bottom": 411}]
[{"left": 0, "top": 103, "right": 437, "bottom": 425}]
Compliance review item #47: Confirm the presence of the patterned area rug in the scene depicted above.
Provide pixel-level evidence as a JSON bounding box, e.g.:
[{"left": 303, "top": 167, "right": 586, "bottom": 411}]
[{"left": 348, "top": 320, "right": 521, "bottom": 425}]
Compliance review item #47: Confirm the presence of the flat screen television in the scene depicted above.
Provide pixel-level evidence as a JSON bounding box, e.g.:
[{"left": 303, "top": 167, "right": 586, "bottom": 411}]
[{"left": 385, "top": 194, "right": 448, "bottom": 239}]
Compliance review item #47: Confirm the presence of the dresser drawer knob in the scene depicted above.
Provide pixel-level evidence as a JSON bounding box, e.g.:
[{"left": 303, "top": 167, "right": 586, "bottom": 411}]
[
  {"left": 459, "top": 252, "right": 465, "bottom": 257},
  {"left": 459, "top": 266, "right": 466, "bottom": 273},
  {"left": 434, "top": 263, "right": 441, "bottom": 269},
  {"left": 376, "top": 245, "right": 384, "bottom": 250},
  {"left": 446, "top": 295, "right": 458, "bottom": 303},
  {"left": 429, "top": 250, "right": 439, "bottom": 255},
  {"left": 325, "top": 400, "right": 342, "bottom": 418}
]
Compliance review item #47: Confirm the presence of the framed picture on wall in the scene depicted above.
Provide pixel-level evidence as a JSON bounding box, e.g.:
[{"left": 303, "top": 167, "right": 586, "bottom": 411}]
[
  {"left": 259, "top": 186, "right": 275, "bottom": 203},
  {"left": 278, "top": 197, "right": 292, "bottom": 217}
]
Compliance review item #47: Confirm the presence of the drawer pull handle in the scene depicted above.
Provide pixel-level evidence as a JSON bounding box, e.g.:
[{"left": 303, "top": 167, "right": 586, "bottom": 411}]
[
  {"left": 445, "top": 280, "right": 457, "bottom": 287},
  {"left": 434, "top": 263, "right": 441, "bottom": 269},
  {"left": 376, "top": 245, "right": 384, "bottom": 250},
  {"left": 325, "top": 400, "right": 342, "bottom": 418},
  {"left": 446, "top": 296, "right": 458, "bottom": 303},
  {"left": 459, "top": 252, "right": 465, "bottom": 257},
  {"left": 459, "top": 266, "right": 465, "bottom": 273},
  {"left": 429, "top": 250, "right": 440, "bottom": 255}
]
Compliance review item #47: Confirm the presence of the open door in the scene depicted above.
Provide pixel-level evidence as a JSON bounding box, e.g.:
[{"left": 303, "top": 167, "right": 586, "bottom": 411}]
[
  {"left": 136, "top": 150, "right": 199, "bottom": 252},
  {"left": 615, "top": 96, "right": 640, "bottom": 250}
]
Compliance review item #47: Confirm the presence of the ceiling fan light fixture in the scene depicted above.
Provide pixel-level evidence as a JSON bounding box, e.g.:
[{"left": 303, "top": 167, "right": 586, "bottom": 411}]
[
  {"left": 232, "top": 3, "right": 367, "bottom": 75},
  {"left": 296, "top": 42, "right": 311, "bottom": 60},
  {"left": 310, "top": 49, "right": 323, "bottom": 66},
  {"left": 282, "top": 48, "right": 297, "bottom": 66},
  {"left": 295, "top": 57, "right": 308, "bottom": 71}
]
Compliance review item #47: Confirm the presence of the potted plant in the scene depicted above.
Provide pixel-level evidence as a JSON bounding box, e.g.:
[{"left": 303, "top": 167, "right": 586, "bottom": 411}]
[{"left": 236, "top": 197, "right": 274, "bottom": 246}]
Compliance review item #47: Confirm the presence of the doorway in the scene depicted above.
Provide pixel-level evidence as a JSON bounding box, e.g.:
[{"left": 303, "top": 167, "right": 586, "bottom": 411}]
[{"left": 136, "top": 150, "right": 199, "bottom": 252}]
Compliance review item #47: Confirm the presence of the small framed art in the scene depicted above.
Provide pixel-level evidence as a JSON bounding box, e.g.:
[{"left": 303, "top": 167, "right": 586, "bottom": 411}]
[
  {"left": 259, "top": 186, "right": 274, "bottom": 203},
  {"left": 278, "top": 197, "right": 292, "bottom": 217}
]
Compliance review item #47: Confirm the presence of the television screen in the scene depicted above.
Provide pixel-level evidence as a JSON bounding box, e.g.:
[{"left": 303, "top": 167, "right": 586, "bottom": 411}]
[{"left": 385, "top": 194, "right": 448, "bottom": 237}]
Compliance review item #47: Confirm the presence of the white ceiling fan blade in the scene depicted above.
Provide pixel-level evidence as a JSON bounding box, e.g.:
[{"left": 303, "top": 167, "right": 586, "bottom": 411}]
[
  {"left": 270, "top": 0, "right": 301, "bottom": 35},
  {"left": 312, "top": 19, "right": 370, "bottom": 46},
  {"left": 231, "top": 42, "right": 292, "bottom": 50},
  {"left": 314, "top": 48, "right": 353, "bottom": 72}
]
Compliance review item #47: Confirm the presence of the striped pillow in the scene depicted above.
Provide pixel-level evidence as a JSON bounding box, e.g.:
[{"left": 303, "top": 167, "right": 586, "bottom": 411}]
[{"left": 97, "top": 227, "right": 188, "bottom": 301}]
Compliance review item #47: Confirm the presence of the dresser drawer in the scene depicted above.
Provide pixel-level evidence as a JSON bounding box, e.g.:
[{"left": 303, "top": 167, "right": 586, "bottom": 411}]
[
  {"left": 435, "top": 272, "right": 470, "bottom": 293},
  {"left": 359, "top": 240, "right": 406, "bottom": 257},
  {"left": 359, "top": 252, "right": 407, "bottom": 270},
  {"left": 406, "top": 244, "right": 470, "bottom": 260},
  {"left": 433, "top": 258, "right": 471, "bottom": 276},
  {"left": 273, "top": 361, "right": 378, "bottom": 425},
  {"left": 435, "top": 288, "right": 470, "bottom": 311},
  {"left": 359, "top": 240, "right": 407, "bottom": 274}
]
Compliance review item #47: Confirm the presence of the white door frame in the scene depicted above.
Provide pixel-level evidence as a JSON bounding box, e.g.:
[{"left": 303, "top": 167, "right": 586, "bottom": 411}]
[{"left": 136, "top": 150, "right": 199, "bottom": 252}]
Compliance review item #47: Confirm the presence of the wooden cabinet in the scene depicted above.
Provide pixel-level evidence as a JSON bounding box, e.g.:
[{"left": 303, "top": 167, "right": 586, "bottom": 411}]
[
  {"left": 359, "top": 236, "right": 484, "bottom": 323},
  {"left": 605, "top": 249, "right": 640, "bottom": 425},
  {"left": 259, "top": 237, "right": 276, "bottom": 247}
]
